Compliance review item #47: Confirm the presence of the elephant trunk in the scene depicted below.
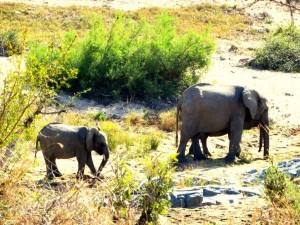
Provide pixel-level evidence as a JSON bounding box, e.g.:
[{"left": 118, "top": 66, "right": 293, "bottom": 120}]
[
  {"left": 258, "top": 127, "right": 263, "bottom": 152},
  {"left": 263, "top": 125, "right": 269, "bottom": 157},
  {"left": 260, "top": 111, "right": 269, "bottom": 157},
  {"left": 97, "top": 147, "right": 109, "bottom": 177}
]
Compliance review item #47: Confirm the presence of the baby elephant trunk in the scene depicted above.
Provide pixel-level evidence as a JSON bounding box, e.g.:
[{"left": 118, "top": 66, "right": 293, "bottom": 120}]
[{"left": 97, "top": 147, "right": 109, "bottom": 177}]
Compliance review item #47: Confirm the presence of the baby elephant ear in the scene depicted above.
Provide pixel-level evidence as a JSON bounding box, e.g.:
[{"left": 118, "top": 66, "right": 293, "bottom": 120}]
[
  {"left": 86, "top": 127, "right": 98, "bottom": 152},
  {"left": 242, "top": 89, "right": 259, "bottom": 119}
]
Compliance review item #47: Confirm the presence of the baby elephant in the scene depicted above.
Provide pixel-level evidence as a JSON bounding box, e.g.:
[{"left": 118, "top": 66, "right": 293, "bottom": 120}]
[{"left": 36, "top": 122, "right": 110, "bottom": 180}]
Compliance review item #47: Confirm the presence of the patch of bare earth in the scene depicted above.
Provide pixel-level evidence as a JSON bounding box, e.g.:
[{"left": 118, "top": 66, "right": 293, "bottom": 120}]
[{"left": 1, "top": 0, "right": 300, "bottom": 224}]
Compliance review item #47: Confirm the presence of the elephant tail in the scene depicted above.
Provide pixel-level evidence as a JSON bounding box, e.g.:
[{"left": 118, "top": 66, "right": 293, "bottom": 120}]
[
  {"left": 176, "top": 97, "right": 182, "bottom": 147},
  {"left": 35, "top": 135, "right": 40, "bottom": 158}
]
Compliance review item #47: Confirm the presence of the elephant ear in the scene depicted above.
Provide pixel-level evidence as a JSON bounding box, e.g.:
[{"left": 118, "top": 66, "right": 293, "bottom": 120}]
[
  {"left": 86, "top": 127, "right": 98, "bottom": 152},
  {"left": 242, "top": 89, "right": 259, "bottom": 120}
]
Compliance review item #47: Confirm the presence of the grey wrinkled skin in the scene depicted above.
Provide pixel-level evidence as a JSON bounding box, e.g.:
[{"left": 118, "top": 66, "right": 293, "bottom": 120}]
[
  {"left": 188, "top": 116, "right": 263, "bottom": 157},
  {"left": 176, "top": 83, "right": 269, "bottom": 163},
  {"left": 36, "top": 122, "right": 109, "bottom": 179}
]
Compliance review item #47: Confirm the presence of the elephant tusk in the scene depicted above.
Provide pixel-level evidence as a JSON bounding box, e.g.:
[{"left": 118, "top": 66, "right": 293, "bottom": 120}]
[{"left": 259, "top": 123, "right": 269, "bottom": 134}]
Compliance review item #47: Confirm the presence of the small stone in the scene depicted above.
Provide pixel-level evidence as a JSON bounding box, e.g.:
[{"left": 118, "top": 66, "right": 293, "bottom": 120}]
[
  {"left": 185, "top": 193, "right": 203, "bottom": 208},
  {"left": 229, "top": 45, "right": 238, "bottom": 52},
  {"left": 203, "top": 187, "right": 221, "bottom": 196}
]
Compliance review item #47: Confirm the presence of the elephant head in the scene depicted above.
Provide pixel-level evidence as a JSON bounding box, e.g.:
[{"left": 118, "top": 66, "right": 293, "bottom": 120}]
[
  {"left": 86, "top": 127, "right": 110, "bottom": 175},
  {"left": 243, "top": 89, "right": 269, "bottom": 157}
]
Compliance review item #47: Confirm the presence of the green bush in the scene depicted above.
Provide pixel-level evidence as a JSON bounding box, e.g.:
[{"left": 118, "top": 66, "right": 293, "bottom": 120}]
[
  {"left": 251, "top": 25, "right": 300, "bottom": 72},
  {"left": 0, "top": 30, "right": 23, "bottom": 56},
  {"left": 264, "top": 163, "right": 300, "bottom": 221},
  {"left": 66, "top": 13, "right": 214, "bottom": 99},
  {"left": 137, "top": 154, "right": 176, "bottom": 224}
]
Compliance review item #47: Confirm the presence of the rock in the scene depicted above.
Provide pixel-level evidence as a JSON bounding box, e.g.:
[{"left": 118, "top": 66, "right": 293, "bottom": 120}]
[
  {"left": 170, "top": 187, "right": 203, "bottom": 208},
  {"left": 228, "top": 45, "right": 238, "bottom": 52},
  {"left": 203, "top": 187, "right": 221, "bottom": 196},
  {"left": 185, "top": 193, "right": 203, "bottom": 208},
  {"left": 225, "top": 188, "right": 241, "bottom": 195}
]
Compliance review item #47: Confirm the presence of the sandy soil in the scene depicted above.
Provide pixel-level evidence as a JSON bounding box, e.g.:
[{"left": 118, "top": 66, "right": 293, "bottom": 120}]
[{"left": 1, "top": 0, "right": 300, "bottom": 224}]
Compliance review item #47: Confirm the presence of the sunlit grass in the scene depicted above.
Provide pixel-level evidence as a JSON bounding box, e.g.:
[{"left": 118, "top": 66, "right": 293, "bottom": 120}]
[{"left": 0, "top": 2, "right": 254, "bottom": 44}]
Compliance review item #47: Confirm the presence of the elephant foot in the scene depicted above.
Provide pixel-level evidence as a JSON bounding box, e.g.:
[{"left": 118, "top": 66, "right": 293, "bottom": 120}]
[
  {"left": 177, "top": 155, "right": 188, "bottom": 163},
  {"left": 193, "top": 154, "right": 208, "bottom": 161},
  {"left": 203, "top": 151, "right": 212, "bottom": 157},
  {"left": 53, "top": 171, "right": 63, "bottom": 177},
  {"left": 225, "top": 153, "right": 236, "bottom": 164},
  {"left": 46, "top": 173, "right": 55, "bottom": 180}
]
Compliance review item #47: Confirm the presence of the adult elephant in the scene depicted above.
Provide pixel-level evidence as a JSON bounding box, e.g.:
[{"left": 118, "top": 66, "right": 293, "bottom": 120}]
[
  {"left": 175, "top": 83, "right": 269, "bottom": 163},
  {"left": 36, "top": 122, "right": 110, "bottom": 179}
]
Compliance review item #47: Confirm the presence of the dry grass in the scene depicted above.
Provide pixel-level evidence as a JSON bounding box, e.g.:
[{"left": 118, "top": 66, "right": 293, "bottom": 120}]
[
  {"left": 158, "top": 109, "right": 177, "bottom": 132},
  {"left": 0, "top": 2, "right": 255, "bottom": 44}
]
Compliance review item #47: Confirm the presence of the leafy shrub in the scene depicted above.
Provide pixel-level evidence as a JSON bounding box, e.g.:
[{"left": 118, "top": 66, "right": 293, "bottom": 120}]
[
  {"left": 93, "top": 111, "right": 106, "bottom": 121},
  {"left": 137, "top": 154, "right": 176, "bottom": 224},
  {"left": 108, "top": 156, "right": 137, "bottom": 222},
  {"left": 66, "top": 13, "right": 214, "bottom": 99},
  {"left": 251, "top": 25, "right": 300, "bottom": 72},
  {"left": 264, "top": 163, "right": 300, "bottom": 223},
  {"left": 0, "top": 30, "right": 23, "bottom": 56}
]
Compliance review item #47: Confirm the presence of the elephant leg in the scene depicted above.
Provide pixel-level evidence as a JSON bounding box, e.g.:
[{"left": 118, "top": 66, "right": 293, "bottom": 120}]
[
  {"left": 225, "top": 118, "right": 244, "bottom": 163},
  {"left": 52, "top": 160, "right": 62, "bottom": 177},
  {"left": 86, "top": 152, "right": 96, "bottom": 175},
  {"left": 188, "top": 133, "right": 201, "bottom": 155},
  {"left": 43, "top": 152, "right": 56, "bottom": 179},
  {"left": 177, "top": 139, "right": 189, "bottom": 163},
  {"left": 76, "top": 153, "right": 87, "bottom": 180},
  {"left": 188, "top": 143, "right": 194, "bottom": 155},
  {"left": 227, "top": 133, "right": 241, "bottom": 157},
  {"left": 200, "top": 134, "right": 211, "bottom": 157},
  {"left": 176, "top": 122, "right": 198, "bottom": 163},
  {"left": 192, "top": 135, "right": 207, "bottom": 160}
]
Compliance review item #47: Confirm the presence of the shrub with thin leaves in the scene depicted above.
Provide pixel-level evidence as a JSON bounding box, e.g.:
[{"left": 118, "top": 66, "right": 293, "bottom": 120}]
[
  {"left": 264, "top": 163, "right": 300, "bottom": 223},
  {"left": 108, "top": 156, "right": 137, "bottom": 222},
  {"left": 0, "top": 30, "right": 23, "bottom": 57},
  {"left": 66, "top": 13, "right": 214, "bottom": 99},
  {"left": 251, "top": 25, "right": 300, "bottom": 72},
  {"left": 137, "top": 154, "right": 176, "bottom": 224}
]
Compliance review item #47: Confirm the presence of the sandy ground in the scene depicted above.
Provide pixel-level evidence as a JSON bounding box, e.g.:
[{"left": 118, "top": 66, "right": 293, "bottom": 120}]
[{"left": 1, "top": 1, "right": 300, "bottom": 224}]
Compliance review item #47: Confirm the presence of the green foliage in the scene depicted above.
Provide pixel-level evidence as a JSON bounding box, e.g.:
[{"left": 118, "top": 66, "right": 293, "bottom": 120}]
[
  {"left": 264, "top": 162, "right": 300, "bottom": 220},
  {"left": 251, "top": 25, "right": 300, "bottom": 72},
  {"left": 0, "top": 35, "right": 77, "bottom": 221},
  {"left": 109, "top": 156, "right": 137, "bottom": 221},
  {"left": 93, "top": 112, "right": 106, "bottom": 121},
  {"left": 0, "top": 37, "right": 77, "bottom": 151},
  {"left": 137, "top": 154, "right": 176, "bottom": 224},
  {"left": 66, "top": 13, "right": 214, "bottom": 99},
  {"left": 100, "top": 121, "right": 122, "bottom": 152},
  {"left": 0, "top": 30, "right": 23, "bottom": 56}
]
